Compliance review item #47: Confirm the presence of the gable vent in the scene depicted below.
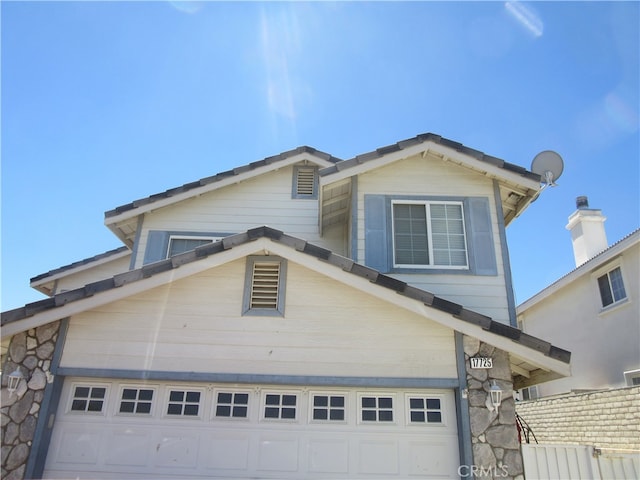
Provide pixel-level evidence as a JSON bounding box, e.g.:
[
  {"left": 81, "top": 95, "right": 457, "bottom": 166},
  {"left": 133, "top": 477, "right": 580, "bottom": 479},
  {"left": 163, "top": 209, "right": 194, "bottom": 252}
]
[
  {"left": 296, "top": 168, "right": 316, "bottom": 196},
  {"left": 250, "top": 262, "right": 281, "bottom": 309}
]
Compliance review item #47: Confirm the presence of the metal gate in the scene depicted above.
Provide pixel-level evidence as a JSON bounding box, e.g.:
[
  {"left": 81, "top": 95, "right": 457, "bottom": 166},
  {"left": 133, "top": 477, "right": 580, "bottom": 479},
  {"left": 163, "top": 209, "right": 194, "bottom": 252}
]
[{"left": 521, "top": 444, "right": 640, "bottom": 480}]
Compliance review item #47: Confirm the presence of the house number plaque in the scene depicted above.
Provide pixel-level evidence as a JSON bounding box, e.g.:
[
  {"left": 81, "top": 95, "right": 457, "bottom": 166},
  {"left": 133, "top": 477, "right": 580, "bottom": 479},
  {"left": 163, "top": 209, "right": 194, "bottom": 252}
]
[{"left": 470, "top": 357, "right": 493, "bottom": 369}]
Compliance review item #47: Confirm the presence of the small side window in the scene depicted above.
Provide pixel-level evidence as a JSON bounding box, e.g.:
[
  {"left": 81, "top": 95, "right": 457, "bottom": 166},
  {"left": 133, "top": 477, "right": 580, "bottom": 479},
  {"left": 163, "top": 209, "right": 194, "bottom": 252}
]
[{"left": 597, "top": 266, "right": 627, "bottom": 308}]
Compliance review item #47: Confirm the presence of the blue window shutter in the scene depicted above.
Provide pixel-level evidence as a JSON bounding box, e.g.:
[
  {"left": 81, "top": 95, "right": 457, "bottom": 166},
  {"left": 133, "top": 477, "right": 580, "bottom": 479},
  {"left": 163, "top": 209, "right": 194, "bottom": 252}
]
[
  {"left": 467, "top": 198, "right": 497, "bottom": 275},
  {"left": 143, "top": 231, "right": 169, "bottom": 265},
  {"left": 364, "top": 195, "right": 388, "bottom": 272}
]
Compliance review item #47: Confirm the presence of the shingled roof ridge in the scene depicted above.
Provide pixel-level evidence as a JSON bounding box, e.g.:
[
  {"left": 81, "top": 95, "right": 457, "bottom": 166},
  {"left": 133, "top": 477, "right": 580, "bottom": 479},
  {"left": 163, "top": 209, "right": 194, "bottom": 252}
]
[
  {"left": 104, "top": 146, "right": 341, "bottom": 218},
  {"left": 2, "top": 226, "right": 570, "bottom": 365}
]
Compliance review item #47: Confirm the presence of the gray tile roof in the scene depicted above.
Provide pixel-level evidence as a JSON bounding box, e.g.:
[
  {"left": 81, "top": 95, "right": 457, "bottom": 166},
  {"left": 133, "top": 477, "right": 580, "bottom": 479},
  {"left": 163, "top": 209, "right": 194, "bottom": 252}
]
[
  {"left": 104, "top": 146, "right": 342, "bottom": 218},
  {"left": 104, "top": 133, "right": 540, "bottom": 219},
  {"left": 30, "top": 246, "right": 130, "bottom": 284},
  {"left": 319, "top": 133, "right": 541, "bottom": 181},
  {"left": 3, "top": 226, "right": 570, "bottom": 365}
]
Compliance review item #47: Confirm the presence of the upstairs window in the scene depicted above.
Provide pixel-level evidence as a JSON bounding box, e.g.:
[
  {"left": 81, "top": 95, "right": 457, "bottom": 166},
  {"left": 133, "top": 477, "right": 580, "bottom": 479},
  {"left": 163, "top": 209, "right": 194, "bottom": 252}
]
[
  {"left": 597, "top": 266, "right": 627, "bottom": 308},
  {"left": 167, "top": 236, "right": 216, "bottom": 257},
  {"left": 243, "top": 256, "right": 287, "bottom": 316},
  {"left": 292, "top": 166, "right": 318, "bottom": 199},
  {"left": 392, "top": 201, "right": 468, "bottom": 268}
]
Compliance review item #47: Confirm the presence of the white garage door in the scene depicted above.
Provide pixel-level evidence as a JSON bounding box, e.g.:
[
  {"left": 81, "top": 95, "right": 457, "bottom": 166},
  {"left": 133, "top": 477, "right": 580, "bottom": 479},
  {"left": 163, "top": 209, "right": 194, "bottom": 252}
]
[{"left": 43, "top": 377, "right": 460, "bottom": 479}]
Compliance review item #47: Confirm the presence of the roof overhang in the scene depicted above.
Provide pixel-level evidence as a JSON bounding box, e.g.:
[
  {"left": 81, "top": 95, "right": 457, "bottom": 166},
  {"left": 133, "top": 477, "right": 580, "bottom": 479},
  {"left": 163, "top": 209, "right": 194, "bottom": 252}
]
[
  {"left": 2, "top": 227, "right": 569, "bottom": 387},
  {"left": 319, "top": 137, "right": 542, "bottom": 232}
]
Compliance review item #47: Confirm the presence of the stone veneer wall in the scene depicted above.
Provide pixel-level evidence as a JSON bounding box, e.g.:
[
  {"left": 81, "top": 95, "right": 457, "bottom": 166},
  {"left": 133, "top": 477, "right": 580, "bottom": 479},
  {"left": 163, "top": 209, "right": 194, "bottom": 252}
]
[
  {"left": 1, "top": 321, "right": 61, "bottom": 480},
  {"left": 463, "top": 336, "right": 524, "bottom": 480},
  {"left": 516, "top": 386, "right": 640, "bottom": 451}
]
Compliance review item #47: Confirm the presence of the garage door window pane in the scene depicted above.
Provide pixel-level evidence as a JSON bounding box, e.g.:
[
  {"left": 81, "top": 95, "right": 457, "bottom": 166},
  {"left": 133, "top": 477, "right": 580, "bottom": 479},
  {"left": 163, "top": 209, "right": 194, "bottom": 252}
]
[
  {"left": 263, "top": 393, "right": 297, "bottom": 420},
  {"left": 71, "top": 386, "right": 107, "bottom": 413},
  {"left": 312, "top": 394, "right": 346, "bottom": 422},
  {"left": 119, "top": 388, "right": 154, "bottom": 415},
  {"left": 408, "top": 396, "right": 442, "bottom": 424},
  {"left": 361, "top": 396, "right": 394, "bottom": 422},
  {"left": 215, "top": 392, "right": 249, "bottom": 418},
  {"left": 167, "top": 390, "right": 201, "bottom": 417}
]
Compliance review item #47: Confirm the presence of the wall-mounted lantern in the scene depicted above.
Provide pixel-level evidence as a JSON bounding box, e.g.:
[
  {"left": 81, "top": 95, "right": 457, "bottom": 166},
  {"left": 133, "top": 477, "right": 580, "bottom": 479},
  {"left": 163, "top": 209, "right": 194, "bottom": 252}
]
[
  {"left": 7, "top": 368, "right": 25, "bottom": 395},
  {"left": 489, "top": 381, "right": 503, "bottom": 412}
]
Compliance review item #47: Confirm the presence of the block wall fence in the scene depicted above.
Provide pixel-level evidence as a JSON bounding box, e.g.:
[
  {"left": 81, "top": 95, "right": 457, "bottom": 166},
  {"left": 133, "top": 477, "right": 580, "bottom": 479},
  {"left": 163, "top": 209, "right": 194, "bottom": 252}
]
[{"left": 516, "top": 386, "right": 640, "bottom": 451}]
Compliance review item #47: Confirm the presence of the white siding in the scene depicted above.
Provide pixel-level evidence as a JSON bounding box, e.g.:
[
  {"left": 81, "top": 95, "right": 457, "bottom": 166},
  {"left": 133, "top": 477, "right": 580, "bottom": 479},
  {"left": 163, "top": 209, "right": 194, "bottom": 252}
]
[
  {"left": 60, "top": 258, "right": 457, "bottom": 379},
  {"left": 52, "top": 254, "right": 132, "bottom": 295},
  {"left": 134, "top": 166, "right": 345, "bottom": 268},
  {"left": 356, "top": 153, "right": 510, "bottom": 322}
]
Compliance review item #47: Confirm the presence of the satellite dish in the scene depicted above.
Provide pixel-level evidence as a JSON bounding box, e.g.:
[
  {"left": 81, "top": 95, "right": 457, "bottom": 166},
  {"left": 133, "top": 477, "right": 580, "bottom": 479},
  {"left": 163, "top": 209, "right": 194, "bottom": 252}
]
[{"left": 531, "top": 150, "right": 564, "bottom": 187}]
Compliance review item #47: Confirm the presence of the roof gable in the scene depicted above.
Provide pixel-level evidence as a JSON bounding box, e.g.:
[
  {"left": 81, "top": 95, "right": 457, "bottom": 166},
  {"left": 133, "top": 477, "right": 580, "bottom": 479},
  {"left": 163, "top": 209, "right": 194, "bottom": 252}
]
[{"left": 2, "top": 226, "right": 569, "bottom": 386}]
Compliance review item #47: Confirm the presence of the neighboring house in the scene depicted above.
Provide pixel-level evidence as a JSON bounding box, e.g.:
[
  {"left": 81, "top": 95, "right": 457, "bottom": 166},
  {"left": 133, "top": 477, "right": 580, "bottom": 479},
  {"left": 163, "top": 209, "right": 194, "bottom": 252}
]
[
  {"left": 517, "top": 197, "right": 640, "bottom": 399},
  {"left": 1, "top": 133, "right": 571, "bottom": 480}
]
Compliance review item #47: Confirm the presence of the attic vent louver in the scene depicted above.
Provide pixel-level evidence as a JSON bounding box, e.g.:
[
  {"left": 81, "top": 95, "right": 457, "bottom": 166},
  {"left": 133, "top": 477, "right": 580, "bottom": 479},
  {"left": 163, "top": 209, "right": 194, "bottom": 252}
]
[
  {"left": 250, "top": 262, "right": 281, "bottom": 309},
  {"left": 296, "top": 168, "right": 316, "bottom": 196}
]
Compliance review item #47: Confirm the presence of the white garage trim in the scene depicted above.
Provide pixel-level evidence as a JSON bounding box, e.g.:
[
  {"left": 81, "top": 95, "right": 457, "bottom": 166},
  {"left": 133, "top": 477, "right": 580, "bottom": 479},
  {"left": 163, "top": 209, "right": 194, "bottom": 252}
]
[{"left": 55, "top": 367, "right": 460, "bottom": 389}]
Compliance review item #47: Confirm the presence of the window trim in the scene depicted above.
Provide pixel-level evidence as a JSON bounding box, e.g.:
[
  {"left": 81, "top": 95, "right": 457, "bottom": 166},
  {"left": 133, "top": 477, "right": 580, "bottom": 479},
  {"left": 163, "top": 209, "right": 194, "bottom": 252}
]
[
  {"left": 391, "top": 199, "right": 469, "bottom": 270},
  {"left": 292, "top": 165, "right": 319, "bottom": 199},
  {"left": 242, "top": 255, "right": 287, "bottom": 317},
  {"left": 623, "top": 369, "right": 640, "bottom": 387},
  {"left": 592, "top": 260, "right": 629, "bottom": 312}
]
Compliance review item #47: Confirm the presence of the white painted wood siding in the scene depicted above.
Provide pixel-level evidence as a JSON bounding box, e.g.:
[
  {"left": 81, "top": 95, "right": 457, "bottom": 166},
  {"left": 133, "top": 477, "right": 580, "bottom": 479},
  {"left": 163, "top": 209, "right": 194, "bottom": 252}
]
[
  {"left": 60, "top": 258, "right": 457, "bottom": 379},
  {"left": 356, "top": 153, "right": 510, "bottom": 323},
  {"left": 53, "top": 254, "right": 132, "bottom": 295},
  {"left": 134, "top": 166, "right": 344, "bottom": 268}
]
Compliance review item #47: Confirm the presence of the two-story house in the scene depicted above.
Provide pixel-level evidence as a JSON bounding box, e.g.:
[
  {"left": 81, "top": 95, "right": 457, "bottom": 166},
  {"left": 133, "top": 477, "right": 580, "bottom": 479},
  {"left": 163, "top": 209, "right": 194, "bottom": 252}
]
[
  {"left": 517, "top": 197, "right": 640, "bottom": 398},
  {"left": 1, "top": 133, "right": 571, "bottom": 480}
]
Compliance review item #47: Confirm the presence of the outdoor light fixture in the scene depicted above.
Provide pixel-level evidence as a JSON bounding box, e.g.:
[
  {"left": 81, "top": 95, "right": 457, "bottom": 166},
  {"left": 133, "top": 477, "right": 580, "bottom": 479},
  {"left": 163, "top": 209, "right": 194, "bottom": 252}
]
[
  {"left": 489, "top": 381, "right": 503, "bottom": 411},
  {"left": 6, "top": 368, "right": 25, "bottom": 395}
]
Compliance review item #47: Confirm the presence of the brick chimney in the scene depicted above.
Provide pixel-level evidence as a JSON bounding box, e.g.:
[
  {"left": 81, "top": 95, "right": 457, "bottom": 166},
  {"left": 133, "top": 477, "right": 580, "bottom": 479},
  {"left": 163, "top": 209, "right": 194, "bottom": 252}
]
[{"left": 565, "top": 196, "right": 608, "bottom": 267}]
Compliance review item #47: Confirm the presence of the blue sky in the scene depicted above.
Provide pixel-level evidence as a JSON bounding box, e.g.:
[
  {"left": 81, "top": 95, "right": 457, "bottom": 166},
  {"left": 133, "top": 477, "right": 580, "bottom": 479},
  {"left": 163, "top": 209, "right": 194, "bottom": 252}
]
[{"left": 2, "top": 1, "right": 638, "bottom": 311}]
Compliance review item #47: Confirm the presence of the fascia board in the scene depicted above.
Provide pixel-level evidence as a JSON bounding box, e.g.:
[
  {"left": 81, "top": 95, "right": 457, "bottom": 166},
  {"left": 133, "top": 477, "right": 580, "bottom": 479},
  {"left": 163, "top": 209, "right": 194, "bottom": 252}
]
[
  {"left": 428, "top": 143, "right": 541, "bottom": 191},
  {"left": 105, "top": 153, "right": 335, "bottom": 227},
  {"left": 517, "top": 231, "right": 640, "bottom": 313},
  {"left": 30, "top": 250, "right": 132, "bottom": 288},
  {"left": 262, "top": 242, "right": 570, "bottom": 377},
  {"left": 1, "top": 239, "right": 271, "bottom": 338}
]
